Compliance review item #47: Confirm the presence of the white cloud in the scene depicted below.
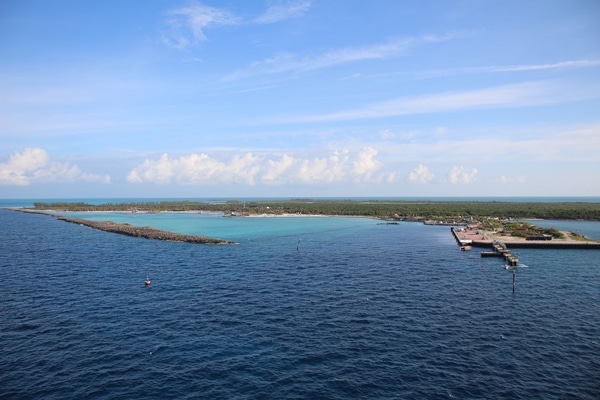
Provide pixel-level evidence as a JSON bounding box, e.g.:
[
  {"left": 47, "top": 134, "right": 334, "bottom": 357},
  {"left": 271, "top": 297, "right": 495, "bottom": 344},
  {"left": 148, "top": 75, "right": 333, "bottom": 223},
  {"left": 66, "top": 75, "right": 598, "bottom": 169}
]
[
  {"left": 297, "top": 153, "right": 345, "bottom": 183},
  {"left": 414, "top": 60, "right": 600, "bottom": 80},
  {"left": 292, "top": 81, "right": 569, "bottom": 123},
  {"left": 222, "top": 33, "right": 456, "bottom": 81},
  {"left": 254, "top": 0, "right": 312, "bottom": 24},
  {"left": 163, "top": 1, "right": 312, "bottom": 49},
  {"left": 0, "top": 148, "right": 49, "bottom": 185},
  {"left": 448, "top": 166, "right": 477, "bottom": 184},
  {"left": 380, "top": 129, "right": 395, "bottom": 139},
  {"left": 262, "top": 154, "right": 297, "bottom": 184},
  {"left": 262, "top": 150, "right": 349, "bottom": 184},
  {"left": 352, "top": 147, "right": 382, "bottom": 182},
  {"left": 127, "top": 152, "right": 261, "bottom": 185},
  {"left": 127, "top": 153, "right": 174, "bottom": 184},
  {"left": 0, "top": 148, "right": 110, "bottom": 186},
  {"left": 366, "top": 123, "right": 600, "bottom": 166},
  {"left": 127, "top": 149, "right": 388, "bottom": 186},
  {"left": 408, "top": 164, "right": 434, "bottom": 184},
  {"left": 498, "top": 175, "right": 527, "bottom": 184},
  {"left": 477, "top": 59, "right": 600, "bottom": 73},
  {"left": 162, "top": 3, "right": 238, "bottom": 48}
]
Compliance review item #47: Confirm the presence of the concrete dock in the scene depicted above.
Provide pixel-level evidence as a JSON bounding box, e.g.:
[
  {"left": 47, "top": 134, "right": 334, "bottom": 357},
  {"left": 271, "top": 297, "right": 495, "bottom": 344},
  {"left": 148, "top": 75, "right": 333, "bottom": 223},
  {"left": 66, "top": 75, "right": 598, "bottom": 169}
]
[{"left": 451, "top": 226, "right": 600, "bottom": 249}]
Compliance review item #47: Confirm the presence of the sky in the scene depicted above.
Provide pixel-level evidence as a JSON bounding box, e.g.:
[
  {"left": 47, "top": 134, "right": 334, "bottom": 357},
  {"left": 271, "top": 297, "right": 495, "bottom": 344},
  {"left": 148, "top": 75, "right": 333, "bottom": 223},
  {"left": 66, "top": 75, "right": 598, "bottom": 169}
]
[{"left": 1, "top": 0, "right": 599, "bottom": 198}]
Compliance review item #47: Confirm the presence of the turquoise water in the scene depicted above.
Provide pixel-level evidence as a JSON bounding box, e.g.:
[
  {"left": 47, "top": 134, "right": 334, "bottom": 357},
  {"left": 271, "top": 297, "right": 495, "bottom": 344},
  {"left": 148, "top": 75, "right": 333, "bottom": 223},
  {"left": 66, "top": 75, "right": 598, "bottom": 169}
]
[
  {"left": 60, "top": 211, "right": 377, "bottom": 242},
  {"left": 57, "top": 211, "right": 600, "bottom": 243},
  {"left": 521, "top": 219, "right": 600, "bottom": 241}
]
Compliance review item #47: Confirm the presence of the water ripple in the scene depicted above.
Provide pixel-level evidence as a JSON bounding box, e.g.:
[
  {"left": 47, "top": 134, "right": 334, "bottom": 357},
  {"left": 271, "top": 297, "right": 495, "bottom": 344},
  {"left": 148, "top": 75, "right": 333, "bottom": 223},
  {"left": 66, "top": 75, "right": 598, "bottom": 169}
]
[{"left": 1, "top": 210, "right": 599, "bottom": 399}]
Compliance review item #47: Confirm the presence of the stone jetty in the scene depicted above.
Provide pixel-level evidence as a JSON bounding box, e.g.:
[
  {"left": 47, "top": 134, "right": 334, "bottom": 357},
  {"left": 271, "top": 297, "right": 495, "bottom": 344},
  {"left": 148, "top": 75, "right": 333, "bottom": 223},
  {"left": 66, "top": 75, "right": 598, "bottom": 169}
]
[{"left": 57, "top": 216, "right": 235, "bottom": 244}]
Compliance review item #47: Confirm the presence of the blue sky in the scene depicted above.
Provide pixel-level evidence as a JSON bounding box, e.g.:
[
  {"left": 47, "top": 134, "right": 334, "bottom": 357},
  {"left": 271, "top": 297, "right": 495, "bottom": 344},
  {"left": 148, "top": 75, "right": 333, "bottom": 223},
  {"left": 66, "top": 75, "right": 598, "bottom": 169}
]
[{"left": 1, "top": 0, "right": 599, "bottom": 198}]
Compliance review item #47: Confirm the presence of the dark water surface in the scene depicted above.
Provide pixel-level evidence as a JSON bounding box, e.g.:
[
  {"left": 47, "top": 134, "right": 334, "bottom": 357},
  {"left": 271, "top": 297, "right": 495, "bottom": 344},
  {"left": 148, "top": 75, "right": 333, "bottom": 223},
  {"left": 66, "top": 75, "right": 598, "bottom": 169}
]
[{"left": 1, "top": 209, "right": 599, "bottom": 399}]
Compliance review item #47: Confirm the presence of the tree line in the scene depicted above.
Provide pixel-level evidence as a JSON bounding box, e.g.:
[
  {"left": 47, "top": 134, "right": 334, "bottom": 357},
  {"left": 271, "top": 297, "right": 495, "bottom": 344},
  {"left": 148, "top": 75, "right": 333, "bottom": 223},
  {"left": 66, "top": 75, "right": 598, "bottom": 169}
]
[{"left": 32, "top": 199, "right": 600, "bottom": 221}]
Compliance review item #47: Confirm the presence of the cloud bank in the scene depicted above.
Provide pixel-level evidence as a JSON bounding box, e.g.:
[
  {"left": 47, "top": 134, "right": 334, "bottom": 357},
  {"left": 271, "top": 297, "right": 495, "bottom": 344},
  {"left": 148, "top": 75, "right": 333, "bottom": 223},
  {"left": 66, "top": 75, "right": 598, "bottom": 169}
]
[
  {"left": 0, "top": 148, "right": 110, "bottom": 186},
  {"left": 448, "top": 166, "right": 478, "bottom": 184},
  {"left": 127, "top": 148, "right": 384, "bottom": 186}
]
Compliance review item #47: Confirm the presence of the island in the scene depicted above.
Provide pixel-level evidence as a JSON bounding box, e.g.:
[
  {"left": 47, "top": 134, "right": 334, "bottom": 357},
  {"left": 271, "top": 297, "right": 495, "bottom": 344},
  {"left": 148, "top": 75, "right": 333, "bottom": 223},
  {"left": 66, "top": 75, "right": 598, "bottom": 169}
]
[
  {"left": 15, "top": 199, "right": 600, "bottom": 247},
  {"left": 30, "top": 199, "right": 600, "bottom": 221}
]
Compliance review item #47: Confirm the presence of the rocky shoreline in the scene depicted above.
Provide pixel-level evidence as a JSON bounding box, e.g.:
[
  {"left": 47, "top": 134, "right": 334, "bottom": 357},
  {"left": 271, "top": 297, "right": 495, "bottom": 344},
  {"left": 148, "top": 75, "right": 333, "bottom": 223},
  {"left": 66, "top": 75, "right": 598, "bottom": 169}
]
[
  {"left": 11, "top": 209, "right": 234, "bottom": 244},
  {"left": 57, "top": 216, "right": 235, "bottom": 244}
]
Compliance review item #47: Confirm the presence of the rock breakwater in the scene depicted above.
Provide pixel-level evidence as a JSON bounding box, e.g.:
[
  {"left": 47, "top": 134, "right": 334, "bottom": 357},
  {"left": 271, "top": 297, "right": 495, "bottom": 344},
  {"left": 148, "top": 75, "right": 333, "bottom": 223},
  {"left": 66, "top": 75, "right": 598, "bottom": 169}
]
[{"left": 57, "top": 216, "right": 234, "bottom": 244}]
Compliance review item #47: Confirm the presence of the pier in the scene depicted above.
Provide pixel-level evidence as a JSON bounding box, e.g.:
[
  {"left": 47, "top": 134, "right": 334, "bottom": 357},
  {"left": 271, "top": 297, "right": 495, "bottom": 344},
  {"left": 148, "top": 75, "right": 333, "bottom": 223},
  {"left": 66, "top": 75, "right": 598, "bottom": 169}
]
[
  {"left": 451, "top": 226, "right": 600, "bottom": 250},
  {"left": 451, "top": 227, "right": 518, "bottom": 266},
  {"left": 485, "top": 240, "right": 519, "bottom": 267},
  {"left": 450, "top": 224, "right": 600, "bottom": 268},
  {"left": 451, "top": 226, "right": 473, "bottom": 246},
  {"left": 450, "top": 226, "right": 486, "bottom": 246},
  {"left": 473, "top": 240, "right": 519, "bottom": 266}
]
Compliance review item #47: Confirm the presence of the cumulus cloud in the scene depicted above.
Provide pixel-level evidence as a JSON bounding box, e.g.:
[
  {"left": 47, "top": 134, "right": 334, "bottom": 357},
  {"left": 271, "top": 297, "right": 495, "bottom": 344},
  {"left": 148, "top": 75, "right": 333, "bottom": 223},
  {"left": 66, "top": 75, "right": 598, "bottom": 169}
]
[
  {"left": 448, "top": 166, "right": 477, "bottom": 184},
  {"left": 127, "top": 152, "right": 261, "bottom": 185},
  {"left": 408, "top": 164, "right": 434, "bottom": 184},
  {"left": 127, "top": 148, "right": 386, "bottom": 186},
  {"left": 0, "top": 148, "right": 48, "bottom": 185},
  {"left": 297, "top": 153, "right": 346, "bottom": 183},
  {"left": 261, "top": 150, "right": 349, "bottom": 184},
  {"left": 353, "top": 147, "right": 382, "bottom": 182},
  {"left": 0, "top": 148, "right": 110, "bottom": 186},
  {"left": 261, "top": 154, "right": 296, "bottom": 184}
]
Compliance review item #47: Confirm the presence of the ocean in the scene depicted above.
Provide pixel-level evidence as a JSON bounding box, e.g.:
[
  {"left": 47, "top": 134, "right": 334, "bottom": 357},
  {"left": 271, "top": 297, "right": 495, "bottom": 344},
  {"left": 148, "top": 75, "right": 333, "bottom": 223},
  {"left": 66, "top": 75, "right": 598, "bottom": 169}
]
[{"left": 1, "top": 205, "right": 599, "bottom": 399}]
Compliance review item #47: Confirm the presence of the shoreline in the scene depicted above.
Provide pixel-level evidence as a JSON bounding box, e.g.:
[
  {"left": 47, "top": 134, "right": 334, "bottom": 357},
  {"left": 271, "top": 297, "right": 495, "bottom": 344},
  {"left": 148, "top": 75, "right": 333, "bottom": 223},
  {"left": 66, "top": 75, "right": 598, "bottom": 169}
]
[
  {"left": 10, "top": 206, "right": 600, "bottom": 222},
  {"left": 10, "top": 209, "right": 235, "bottom": 244},
  {"left": 9, "top": 207, "right": 600, "bottom": 248}
]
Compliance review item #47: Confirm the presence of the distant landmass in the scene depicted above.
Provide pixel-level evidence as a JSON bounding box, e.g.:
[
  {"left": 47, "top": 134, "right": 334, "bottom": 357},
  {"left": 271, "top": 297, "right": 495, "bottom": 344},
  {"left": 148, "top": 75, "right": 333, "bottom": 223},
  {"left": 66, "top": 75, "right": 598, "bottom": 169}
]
[{"left": 30, "top": 199, "right": 600, "bottom": 221}]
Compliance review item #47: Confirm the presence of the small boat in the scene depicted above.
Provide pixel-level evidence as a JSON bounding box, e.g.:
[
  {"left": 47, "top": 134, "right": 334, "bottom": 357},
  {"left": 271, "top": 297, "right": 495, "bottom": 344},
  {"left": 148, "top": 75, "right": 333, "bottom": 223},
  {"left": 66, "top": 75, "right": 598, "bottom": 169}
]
[
  {"left": 145, "top": 276, "right": 151, "bottom": 286},
  {"left": 460, "top": 245, "right": 472, "bottom": 251}
]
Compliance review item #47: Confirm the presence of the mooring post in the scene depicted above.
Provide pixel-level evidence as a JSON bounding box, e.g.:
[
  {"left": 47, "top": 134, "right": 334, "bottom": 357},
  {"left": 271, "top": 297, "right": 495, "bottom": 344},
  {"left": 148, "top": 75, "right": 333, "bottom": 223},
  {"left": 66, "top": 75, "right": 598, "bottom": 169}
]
[{"left": 512, "top": 269, "right": 516, "bottom": 293}]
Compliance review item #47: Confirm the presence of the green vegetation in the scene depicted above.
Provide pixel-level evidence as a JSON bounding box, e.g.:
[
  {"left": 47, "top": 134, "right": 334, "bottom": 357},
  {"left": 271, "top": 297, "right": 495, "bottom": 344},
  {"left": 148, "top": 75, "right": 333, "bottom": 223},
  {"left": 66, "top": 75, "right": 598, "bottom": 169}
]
[
  {"left": 567, "top": 231, "right": 591, "bottom": 242},
  {"left": 32, "top": 199, "right": 600, "bottom": 221},
  {"left": 496, "top": 222, "right": 565, "bottom": 239}
]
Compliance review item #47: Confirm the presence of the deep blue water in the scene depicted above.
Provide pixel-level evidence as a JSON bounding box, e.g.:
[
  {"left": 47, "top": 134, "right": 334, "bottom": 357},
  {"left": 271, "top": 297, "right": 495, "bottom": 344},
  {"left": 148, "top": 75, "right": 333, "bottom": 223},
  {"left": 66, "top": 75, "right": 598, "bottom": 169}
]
[{"left": 1, "top": 209, "right": 599, "bottom": 399}]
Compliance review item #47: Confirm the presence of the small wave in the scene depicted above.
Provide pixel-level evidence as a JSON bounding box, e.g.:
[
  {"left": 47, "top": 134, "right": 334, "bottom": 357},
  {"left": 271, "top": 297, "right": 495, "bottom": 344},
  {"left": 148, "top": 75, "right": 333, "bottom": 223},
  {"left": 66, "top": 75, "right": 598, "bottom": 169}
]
[
  {"left": 2, "top": 208, "right": 599, "bottom": 400},
  {"left": 15, "top": 323, "right": 40, "bottom": 331}
]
